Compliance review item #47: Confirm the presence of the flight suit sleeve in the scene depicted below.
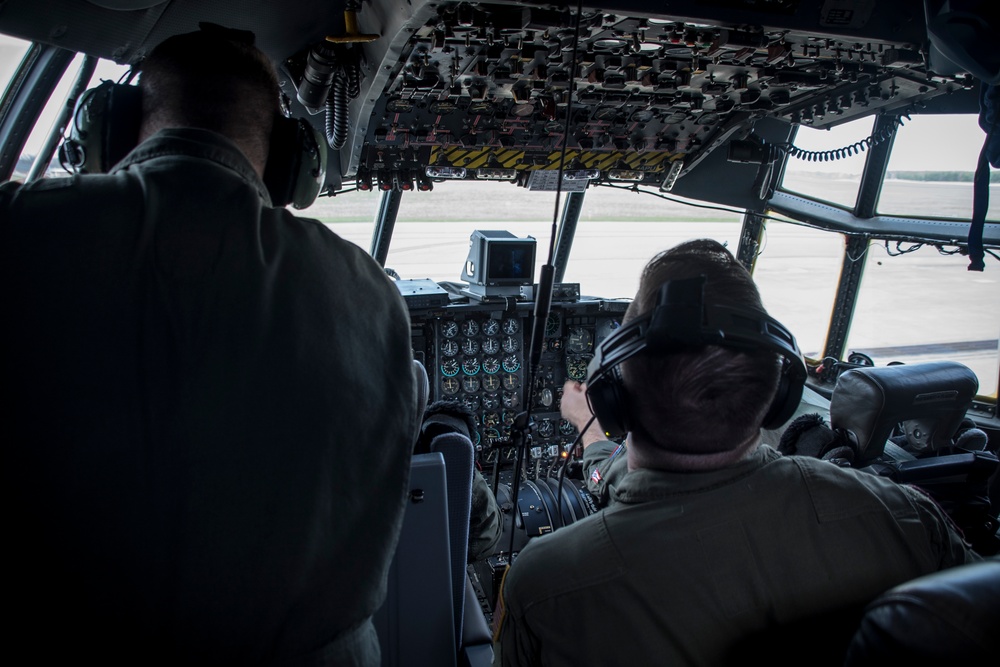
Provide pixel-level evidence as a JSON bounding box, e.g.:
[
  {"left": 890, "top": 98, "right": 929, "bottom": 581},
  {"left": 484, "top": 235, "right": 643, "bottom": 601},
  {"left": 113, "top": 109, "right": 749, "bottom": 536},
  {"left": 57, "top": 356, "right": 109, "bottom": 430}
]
[
  {"left": 469, "top": 468, "right": 503, "bottom": 561},
  {"left": 582, "top": 440, "right": 628, "bottom": 507},
  {"left": 901, "top": 483, "right": 984, "bottom": 566},
  {"left": 491, "top": 566, "right": 542, "bottom": 667}
]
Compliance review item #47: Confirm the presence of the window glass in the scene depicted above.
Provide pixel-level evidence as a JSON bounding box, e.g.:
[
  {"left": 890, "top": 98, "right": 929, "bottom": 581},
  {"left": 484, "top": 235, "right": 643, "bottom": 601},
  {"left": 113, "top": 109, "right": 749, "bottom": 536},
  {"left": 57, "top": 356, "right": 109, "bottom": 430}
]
[
  {"left": 16, "top": 55, "right": 130, "bottom": 181},
  {"left": 779, "top": 116, "right": 875, "bottom": 210},
  {"left": 1, "top": 34, "right": 30, "bottom": 94},
  {"left": 565, "top": 186, "right": 743, "bottom": 300},
  {"left": 383, "top": 181, "right": 560, "bottom": 283},
  {"left": 845, "top": 242, "right": 999, "bottom": 398},
  {"left": 297, "top": 189, "right": 380, "bottom": 253},
  {"left": 346, "top": 182, "right": 744, "bottom": 291},
  {"left": 752, "top": 221, "right": 843, "bottom": 359},
  {"left": 878, "top": 114, "right": 998, "bottom": 222}
]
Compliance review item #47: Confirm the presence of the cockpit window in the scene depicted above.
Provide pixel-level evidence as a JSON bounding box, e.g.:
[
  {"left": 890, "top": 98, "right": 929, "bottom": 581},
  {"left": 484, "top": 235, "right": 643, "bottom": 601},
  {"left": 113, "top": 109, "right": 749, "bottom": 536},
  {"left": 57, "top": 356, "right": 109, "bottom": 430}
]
[
  {"left": 752, "top": 220, "right": 844, "bottom": 360},
  {"left": 779, "top": 117, "right": 875, "bottom": 211},
  {"left": 0, "top": 34, "right": 29, "bottom": 93},
  {"left": 297, "top": 189, "right": 381, "bottom": 253},
  {"left": 382, "top": 181, "right": 559, "bottom": 284},
  {"left": 845, "top": 242, "right": 999, "bottom": 398},
  {"left": 877, "top": 114, "right": 998, "bottom": 222}
]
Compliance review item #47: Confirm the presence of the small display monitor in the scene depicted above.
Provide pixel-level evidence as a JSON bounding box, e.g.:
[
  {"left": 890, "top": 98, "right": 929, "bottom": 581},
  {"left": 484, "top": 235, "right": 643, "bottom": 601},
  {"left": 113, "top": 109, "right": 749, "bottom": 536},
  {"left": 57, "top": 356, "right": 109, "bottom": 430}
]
[{"left": 461, "top": 230, "right": 537, "bottom": 298}]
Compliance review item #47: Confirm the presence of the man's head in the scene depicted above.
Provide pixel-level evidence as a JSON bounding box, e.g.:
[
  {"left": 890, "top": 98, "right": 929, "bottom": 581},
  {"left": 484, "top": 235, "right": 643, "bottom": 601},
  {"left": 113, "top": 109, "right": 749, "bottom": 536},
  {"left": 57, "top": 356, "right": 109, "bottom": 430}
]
[
  {"left": 138, "top": 27, "right": 280, "bottom": 175},
  {"left": 619, "top": 239, "right": 782, "bottom": 471}
]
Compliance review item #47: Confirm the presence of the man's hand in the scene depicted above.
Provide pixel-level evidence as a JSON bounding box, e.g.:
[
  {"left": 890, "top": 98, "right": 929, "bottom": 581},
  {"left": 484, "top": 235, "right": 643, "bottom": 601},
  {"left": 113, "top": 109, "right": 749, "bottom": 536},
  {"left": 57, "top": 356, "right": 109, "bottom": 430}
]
[{"left": 561, "top": 380, "right": 608, "bottom": 450}]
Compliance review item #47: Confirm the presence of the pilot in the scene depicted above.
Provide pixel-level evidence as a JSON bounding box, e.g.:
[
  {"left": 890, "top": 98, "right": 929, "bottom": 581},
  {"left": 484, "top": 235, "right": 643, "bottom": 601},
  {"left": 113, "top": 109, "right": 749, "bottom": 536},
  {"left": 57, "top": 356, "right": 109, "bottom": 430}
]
[
  {"left": 492, "top": 239, "right": 980, "bottom": 666},
  {"left": 2, "top": 27, "right": 415, "bottom": 666}
]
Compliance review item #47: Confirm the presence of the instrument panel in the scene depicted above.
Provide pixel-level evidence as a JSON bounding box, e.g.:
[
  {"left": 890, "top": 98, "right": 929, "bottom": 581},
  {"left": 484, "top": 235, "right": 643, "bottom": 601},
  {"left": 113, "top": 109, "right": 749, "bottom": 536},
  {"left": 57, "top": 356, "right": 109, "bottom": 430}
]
[{"left": 408, "top": 296, "right": 627, "bottom": 476}]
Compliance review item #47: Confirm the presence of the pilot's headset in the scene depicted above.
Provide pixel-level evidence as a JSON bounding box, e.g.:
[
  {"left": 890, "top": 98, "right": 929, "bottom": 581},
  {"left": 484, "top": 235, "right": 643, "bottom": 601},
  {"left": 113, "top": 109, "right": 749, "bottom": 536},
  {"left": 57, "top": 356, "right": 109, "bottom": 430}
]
[
  {"left": 585, "top": 276, "right": 808, "bottom": 439},
  {"left": 59, "top": 73, "right": 326, "bottom": 209}
]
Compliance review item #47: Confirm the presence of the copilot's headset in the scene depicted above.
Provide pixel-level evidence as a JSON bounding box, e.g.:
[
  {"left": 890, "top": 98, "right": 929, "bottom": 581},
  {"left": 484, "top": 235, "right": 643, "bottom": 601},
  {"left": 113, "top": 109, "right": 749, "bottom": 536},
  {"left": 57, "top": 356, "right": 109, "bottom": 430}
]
[
  {"left": 59, "top": 78, "right": 327, "bottom": 209},
  {"left": 585, "top": 276, "right": 808, "bottom": 438}
]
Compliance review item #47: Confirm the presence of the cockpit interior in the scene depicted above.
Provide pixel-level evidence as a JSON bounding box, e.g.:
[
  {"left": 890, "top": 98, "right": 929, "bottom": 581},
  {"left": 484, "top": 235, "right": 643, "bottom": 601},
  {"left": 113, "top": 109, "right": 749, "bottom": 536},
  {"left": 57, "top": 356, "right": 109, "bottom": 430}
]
[{"left": 2, "top": 1, "right": 998, "bottom": 665}]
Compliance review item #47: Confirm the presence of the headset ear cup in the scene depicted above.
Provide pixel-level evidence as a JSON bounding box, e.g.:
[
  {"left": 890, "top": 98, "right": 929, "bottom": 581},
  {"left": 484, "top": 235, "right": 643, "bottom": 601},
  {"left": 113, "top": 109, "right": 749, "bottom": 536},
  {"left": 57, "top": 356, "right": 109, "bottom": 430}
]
[
  {"left": 586, "top": 364, "right": 629, "bottom": 439},
  {"left": 64, "top": 81, "right": 141, "bottom": 173},
  {"left": 263, "top": 117, "right": 327, "bottom": 208},
  {"left": 761, "top": 356, "right": 806, "bottom": 430}
]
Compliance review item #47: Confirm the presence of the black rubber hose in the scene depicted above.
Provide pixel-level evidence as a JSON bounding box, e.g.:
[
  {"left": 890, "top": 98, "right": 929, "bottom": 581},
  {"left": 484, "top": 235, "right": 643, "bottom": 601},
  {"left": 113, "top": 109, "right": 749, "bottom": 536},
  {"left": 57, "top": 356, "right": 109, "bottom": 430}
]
[{"left": 326, "top": 75, "right": 349, "bottom": 150}]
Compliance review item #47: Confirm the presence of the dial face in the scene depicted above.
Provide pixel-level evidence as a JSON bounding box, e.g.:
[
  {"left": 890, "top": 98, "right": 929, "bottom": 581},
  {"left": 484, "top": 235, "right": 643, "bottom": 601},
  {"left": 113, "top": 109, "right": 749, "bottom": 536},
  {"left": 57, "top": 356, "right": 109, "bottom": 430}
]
[
  {"left": 502, "top": 336, "right": 520, "bottom": 353},
  {"left": 502, "top": 410, "right": 516, "bottom": 426},
  {"left": 536, "top": 419, "right": 554, "bottom": 438},
  {"left": 502, "top": 391, "right": 519, "bottom": 408},
  {"left": 442, "top": 377, "right": 460, "bottom": 395},
  {"left": 559, "top": 418, "right": 576, "bottom": 436},
  {"left": 482, "top": 394, "right": 500, "bottom": 410},
  {"left": 441, "top": 359, "right": 460, "bottom": 377},
  {"left": 440, "top": 320, "right": 459, "bottom": 338},
  {"left": 462, "top": 357, "right": 481, "bottom": 375},
  {"left": 566, "top": 357, "right": 589, "bottom": 381},
  {"left": 545, "top": 312, "right": 561, "bottom": 336},
  {"left": 441, "top": 339, "right": 459, "bottom": 357},
  {"left": 483, "top": 411, "right": 501, "bottom": 427},
  {"left": 483, "top": 374, "right": 501, "bottom": 392},
  {"left": 482, "top": 337, "right": 500, "bottom": 355},
  {"left": 463, "top": 375, "right": 481, "bottom": 393},
  {"left": 502, "top": 317, "right": 520, "bottom": 335},
  {"left": 461, "top": 338, "right": 480, "bottom": 355},
  {"left": 502, "top": 373, "right": 520, "bottom": 390},
  {"left": 483, "top": 357, "right": 501, "bottom": 374},
  {"left": 547, "top": 337, "right": 563, "bottom": 352},
  {"left": 462, "top": 394, "right": 481, "bottom": 411},
  {"left": 482, "top": 318, "right": 501, "bottom": 336},
  {"left": 485, "top": 448, "right": 500, "bottom": 464},
  {"left": 566, "top": 327, "right": 593, "bottom": 353},
  {"left": 461, "top": 319, "right": 480, "bottom": 337},
  {"left": 502, "top": 355, "right": 521, "bottom": 373}
]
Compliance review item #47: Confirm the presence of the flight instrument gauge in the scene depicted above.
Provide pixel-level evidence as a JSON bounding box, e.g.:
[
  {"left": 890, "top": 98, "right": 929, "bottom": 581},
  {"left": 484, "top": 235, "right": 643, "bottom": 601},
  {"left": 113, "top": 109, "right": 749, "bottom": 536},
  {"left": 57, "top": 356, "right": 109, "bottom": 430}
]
[
  {"left": 502, "top": 355, "right": 521, "bottom": 373},
  {"left": 545, "top": 312, "right": 561, "bottom": 336},
  {"left": 502, "top": 336, "right": 520, "bottom": 353},
  {"left": 483, "top": 318, "right": 500, "bottom": 336},
  {"left": 502, "top": 317, "right": 520, "bottom": 335},
  {"left": 566, "top": 327, "right": 593, "bottom": 353},
  {"left": 461, "top": 319, "right": 480, "bottom": 337},
  {"left": 566, "top": 356, "right": 589, "bottom": 381},
  {"left": 485, "top": 448, "right": 500, "bottom": 464},
  {"left": 483, "top": 394, "right": 500, "bottom": 410},
  {"left": 441, "top": 320, "right": 459, "bottom": 338},
  {"left": 483, "top": 357, "right": 501, "bottom": 374},
  {"left": 482, "top": 337, "right": 500, "bottom": 355},
  {"left": 463, "top": 394, "right": 481, "bottom": 411},
  {"left": 441, "top": 358, "right": 460, "bottom": 377},
  {"left": 462, "top": 357, "right": 481, "bottom": 375},
  {"left": 536, "top": 419, "right": 554, "bottom": 438},
  {"left": 483, "top": 374, "right": 501, "bottom": 391},
  {"left": 502, "top": 391, "right": 519, "bottom": 408},
  {"left": 463, "top": 376, "right": 481, "bottom": 393},
  {"left": 442, "top": 377, "right": 460, "bottom": 395},
  {"left": 503, "top": 373, "right": 520, "bottom": 390},
  {"left": 441, "top": 339, "right": 459, "bottom": 357},
  {"left": 461, "top": 338, "right": 480, "bottom": 355},
  {"left": 559, "top": 419, "right": 576, "bottom": 436},
  {"left": 483, "top": 411, "right": 501, "bottom": 427}
]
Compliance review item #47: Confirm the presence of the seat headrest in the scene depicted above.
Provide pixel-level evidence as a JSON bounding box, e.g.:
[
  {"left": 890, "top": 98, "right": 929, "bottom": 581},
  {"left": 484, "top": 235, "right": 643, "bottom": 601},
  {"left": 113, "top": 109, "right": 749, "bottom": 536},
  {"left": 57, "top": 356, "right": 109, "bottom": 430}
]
[{"left": 829, "top": 361, "right": 978, "bottom": 460}]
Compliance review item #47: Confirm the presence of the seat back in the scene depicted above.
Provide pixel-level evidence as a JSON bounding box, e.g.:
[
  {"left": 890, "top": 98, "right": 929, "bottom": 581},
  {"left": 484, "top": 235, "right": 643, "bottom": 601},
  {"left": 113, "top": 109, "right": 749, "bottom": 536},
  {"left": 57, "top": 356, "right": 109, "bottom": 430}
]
[
  {"left": 430, "top": 432, "right": 475, "bottom": 647},
  {"left": 374, "top": 453, "right": 456, "bottom": 667},
  {"left": 845, "top": 559, "right": 1000, "bottom": 665}
]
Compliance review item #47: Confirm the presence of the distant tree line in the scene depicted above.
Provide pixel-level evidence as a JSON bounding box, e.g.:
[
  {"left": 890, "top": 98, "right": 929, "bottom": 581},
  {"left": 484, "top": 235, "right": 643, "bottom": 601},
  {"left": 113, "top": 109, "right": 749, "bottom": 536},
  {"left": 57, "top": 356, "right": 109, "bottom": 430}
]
[{"left": 885, "top": 171, "right": 1000, "bottom": 183}]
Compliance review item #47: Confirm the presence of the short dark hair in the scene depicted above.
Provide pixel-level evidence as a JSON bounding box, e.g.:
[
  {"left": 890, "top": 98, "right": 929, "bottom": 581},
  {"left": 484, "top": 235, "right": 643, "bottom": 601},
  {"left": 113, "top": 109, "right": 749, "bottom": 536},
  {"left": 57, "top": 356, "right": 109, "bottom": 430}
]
[
  {"left": 139, "top": 28, "right": 279, "bottom": 162},
  {"left": 621, "top": 239, "right": 781, "bottom": 469}
]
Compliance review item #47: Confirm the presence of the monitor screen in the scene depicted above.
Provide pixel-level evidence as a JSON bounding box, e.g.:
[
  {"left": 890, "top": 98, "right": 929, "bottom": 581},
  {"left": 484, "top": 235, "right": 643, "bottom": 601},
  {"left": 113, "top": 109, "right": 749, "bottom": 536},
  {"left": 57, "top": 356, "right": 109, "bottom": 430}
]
[{"left": 487, "top": 241, "right": 535, "bottom": 284}]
